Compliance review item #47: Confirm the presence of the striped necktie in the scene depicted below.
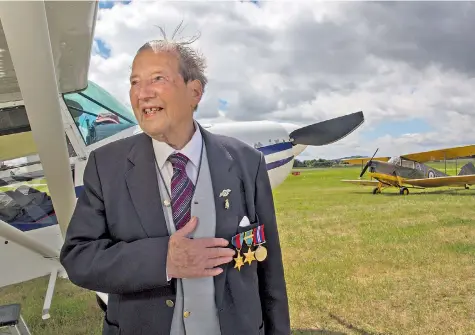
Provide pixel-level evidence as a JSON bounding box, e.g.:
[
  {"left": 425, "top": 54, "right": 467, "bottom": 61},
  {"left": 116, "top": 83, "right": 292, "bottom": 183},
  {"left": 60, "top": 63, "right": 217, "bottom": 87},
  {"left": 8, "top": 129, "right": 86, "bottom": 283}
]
[{"left": 169, "top": 153, "right": 194, "bottom": 230}]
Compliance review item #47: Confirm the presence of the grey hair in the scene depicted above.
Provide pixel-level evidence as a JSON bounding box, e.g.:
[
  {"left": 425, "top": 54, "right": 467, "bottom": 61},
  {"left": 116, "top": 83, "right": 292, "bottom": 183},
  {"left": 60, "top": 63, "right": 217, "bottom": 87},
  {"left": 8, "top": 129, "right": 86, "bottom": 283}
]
[{"left": 137, "top": 23, "right": 207, "bottom": 111}]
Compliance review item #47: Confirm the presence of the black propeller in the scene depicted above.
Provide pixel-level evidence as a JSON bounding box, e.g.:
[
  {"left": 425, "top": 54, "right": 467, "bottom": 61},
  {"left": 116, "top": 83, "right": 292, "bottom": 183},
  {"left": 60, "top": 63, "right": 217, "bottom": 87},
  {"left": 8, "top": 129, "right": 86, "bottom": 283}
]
[
  {"left": 289, "top": 111, "right": 364, "bottom": 146},
  {"left": 360, "top": 148, "right": 379, "bottom": 178}
]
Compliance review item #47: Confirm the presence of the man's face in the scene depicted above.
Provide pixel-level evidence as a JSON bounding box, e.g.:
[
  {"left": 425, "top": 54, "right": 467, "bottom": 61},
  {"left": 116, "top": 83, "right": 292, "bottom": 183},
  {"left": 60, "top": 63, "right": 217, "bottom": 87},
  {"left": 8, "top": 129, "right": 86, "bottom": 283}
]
[{"left": 129, "top": 48, "right": 202, "bottom": 140}]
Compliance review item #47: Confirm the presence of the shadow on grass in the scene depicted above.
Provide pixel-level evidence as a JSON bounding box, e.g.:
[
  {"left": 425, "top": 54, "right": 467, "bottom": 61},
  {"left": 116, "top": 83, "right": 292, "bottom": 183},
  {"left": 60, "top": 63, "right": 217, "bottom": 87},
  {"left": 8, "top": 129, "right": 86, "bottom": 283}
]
[
  {"left": 291, "top": 312, "right": 390, "bottom": 335},
  {"left": 328, "top": 313, "right": 388, "bottom": 335}
]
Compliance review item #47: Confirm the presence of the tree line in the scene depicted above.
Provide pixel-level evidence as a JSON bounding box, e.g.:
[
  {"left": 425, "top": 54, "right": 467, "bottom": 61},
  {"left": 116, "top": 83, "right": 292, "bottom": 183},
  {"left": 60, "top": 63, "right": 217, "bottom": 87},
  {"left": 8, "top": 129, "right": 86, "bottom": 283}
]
[{"left": 293, "top": 158, "right": 337, "bottom": 168}]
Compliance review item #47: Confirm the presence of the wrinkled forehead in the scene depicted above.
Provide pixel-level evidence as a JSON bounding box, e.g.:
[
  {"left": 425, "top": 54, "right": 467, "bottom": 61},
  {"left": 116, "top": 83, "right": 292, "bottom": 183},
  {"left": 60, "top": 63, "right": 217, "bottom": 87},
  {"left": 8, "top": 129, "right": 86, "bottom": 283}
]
[{"left": 131, "top": 48, "right": 180, "bottom": 76}]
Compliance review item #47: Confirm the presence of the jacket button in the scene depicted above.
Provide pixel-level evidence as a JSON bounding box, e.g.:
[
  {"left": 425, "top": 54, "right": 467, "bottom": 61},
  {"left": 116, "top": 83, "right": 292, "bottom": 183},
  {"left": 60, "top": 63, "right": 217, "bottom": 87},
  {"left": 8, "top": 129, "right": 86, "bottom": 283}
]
[
  {"left": 183, "top": 311, "right": 191, "bottom": 318},
  {"left": 166, "top": 300, "right": 174, "bottom": 307}
]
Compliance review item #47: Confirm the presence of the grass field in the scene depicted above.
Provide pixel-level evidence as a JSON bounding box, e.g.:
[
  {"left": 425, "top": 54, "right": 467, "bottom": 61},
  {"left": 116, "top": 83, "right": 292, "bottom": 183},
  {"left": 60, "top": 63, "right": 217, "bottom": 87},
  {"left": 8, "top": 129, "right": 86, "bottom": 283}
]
[{"left": 1, "top": 165, "right": 475, "bottom": 334}]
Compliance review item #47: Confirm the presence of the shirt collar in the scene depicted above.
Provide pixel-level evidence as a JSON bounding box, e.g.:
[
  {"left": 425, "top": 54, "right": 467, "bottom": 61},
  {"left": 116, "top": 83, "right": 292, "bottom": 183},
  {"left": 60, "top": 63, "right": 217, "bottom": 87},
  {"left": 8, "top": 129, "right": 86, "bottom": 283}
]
[{"left": 152, "top": 121, "right": 202, "bottom": 170}]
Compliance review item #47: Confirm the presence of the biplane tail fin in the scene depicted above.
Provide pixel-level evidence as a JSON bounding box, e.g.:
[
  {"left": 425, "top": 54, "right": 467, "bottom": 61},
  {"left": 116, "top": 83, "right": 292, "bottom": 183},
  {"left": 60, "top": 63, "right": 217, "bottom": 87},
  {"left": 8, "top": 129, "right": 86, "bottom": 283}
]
[{"left": 458, "top": 162, "right": 475, "bottom": 176}]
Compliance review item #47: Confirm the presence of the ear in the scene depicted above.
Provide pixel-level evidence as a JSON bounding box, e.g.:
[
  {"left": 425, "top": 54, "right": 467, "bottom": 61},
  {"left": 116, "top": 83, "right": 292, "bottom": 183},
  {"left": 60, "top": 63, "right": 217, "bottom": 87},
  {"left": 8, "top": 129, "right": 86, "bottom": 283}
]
[{"left": 188, "top": 79, "right": 203, "bottom": 104}]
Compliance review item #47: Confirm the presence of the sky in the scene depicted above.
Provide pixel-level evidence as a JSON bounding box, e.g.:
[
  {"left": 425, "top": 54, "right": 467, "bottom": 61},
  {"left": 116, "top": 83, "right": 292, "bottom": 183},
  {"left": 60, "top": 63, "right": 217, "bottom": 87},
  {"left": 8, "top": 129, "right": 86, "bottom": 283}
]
[{"left": 89, "top": 0, "right": 475, "bottom": 160}]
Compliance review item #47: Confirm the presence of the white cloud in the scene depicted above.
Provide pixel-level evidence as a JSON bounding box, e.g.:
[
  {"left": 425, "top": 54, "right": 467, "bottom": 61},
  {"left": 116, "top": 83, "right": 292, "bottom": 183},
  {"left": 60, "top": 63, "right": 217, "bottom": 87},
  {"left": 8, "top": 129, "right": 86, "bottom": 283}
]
[{"left": 89, "top": 1, "right": 475, "bottom": 159}]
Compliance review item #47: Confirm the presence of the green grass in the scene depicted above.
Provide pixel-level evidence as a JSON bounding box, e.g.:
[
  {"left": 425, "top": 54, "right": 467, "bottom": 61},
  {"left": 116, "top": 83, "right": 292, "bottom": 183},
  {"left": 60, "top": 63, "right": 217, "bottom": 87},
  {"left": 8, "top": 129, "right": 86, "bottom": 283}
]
[{"left": 1, "top": 167, "right": 475, "bottom": 334}]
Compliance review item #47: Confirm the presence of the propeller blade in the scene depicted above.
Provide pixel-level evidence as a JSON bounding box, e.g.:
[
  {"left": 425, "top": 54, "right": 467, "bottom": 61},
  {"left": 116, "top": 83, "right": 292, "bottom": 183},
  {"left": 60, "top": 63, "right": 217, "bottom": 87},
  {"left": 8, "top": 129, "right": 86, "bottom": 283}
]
[
  {"left": 289, "top": 111, "right": 364, "bottom": 146},
  {"left": 360, "top": 148, "right": 379, "bottom": 178}
]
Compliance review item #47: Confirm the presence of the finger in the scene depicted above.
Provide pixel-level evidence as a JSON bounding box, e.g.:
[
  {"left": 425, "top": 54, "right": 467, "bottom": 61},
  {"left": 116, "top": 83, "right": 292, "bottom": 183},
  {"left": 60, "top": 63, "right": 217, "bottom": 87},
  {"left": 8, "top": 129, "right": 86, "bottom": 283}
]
[
  {"left": 175, "top": 216, "right": 198, "bottom": 237},
  {"left": 205, "top": 256, "right": 234, "bottom": 268},
  {"left": 206, "top": 247, "right": 236, "bottom": 258},
  {"left": 201, "top": 267, "right": 224, "bottom": 277},
  {"left": 198, "top": 237, "right": 230, "bottom": 248}
]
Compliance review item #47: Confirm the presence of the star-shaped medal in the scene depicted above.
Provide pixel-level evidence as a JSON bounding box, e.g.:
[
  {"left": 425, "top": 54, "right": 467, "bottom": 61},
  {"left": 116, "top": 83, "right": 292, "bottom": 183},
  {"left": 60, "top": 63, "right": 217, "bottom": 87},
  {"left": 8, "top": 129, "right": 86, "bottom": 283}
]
[
  {"left": 243, "top": 247, "right": 256, "bottom": 265},
  {"left": 234, "top": 250, "right": 244, "bottom": 271}
]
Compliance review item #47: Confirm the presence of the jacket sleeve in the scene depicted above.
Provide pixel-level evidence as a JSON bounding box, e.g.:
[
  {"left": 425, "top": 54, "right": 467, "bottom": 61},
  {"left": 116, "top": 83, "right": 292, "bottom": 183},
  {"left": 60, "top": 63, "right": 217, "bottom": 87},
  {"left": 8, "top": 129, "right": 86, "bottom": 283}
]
[
  {"left": 255, "top": 152, "right": 291, "bottom": 334},
  {"left": 60, "top": 151, "right": 171, "bottom": 294}
]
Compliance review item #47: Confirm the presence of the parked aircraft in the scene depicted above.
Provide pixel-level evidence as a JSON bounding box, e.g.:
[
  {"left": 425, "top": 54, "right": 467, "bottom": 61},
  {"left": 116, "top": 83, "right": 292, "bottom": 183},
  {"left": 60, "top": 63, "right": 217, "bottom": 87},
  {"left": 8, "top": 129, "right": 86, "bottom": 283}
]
[
  {"left": 0, "top": 1, "right": 364, "bottom": 322},
  {"left": 341, "top": 145, "right": 475, "bottom": 195}
]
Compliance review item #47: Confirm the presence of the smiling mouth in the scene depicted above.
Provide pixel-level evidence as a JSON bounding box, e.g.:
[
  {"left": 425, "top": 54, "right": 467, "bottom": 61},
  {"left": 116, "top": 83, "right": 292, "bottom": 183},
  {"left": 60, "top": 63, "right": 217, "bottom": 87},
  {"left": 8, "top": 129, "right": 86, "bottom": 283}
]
[{"left": 142, "top": 107, "right": 163, "bottom": 116}]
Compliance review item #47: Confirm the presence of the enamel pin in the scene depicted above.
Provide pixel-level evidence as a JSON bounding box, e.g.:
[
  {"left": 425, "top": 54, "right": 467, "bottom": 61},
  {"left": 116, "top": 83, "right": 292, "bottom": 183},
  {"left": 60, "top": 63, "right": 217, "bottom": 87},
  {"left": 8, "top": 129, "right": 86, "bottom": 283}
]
[
  {"left": 219, "top": 189, "right": 231, "bottom": 197},
  {"left": 220, "top": 189, "right": 231, "bottom": 209}
]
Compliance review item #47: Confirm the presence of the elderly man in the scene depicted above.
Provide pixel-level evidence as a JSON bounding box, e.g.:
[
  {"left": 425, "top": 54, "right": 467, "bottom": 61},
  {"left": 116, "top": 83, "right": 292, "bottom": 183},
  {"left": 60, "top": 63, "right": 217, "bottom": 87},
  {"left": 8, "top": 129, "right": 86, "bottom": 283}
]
[{"left": 60, "top": 37, "right": 290, "bottom": 335}]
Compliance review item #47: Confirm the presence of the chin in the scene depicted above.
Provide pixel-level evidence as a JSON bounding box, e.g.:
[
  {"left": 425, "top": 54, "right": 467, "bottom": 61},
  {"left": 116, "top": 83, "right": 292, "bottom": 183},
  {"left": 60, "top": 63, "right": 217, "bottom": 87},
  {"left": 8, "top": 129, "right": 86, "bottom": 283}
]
[{"left": 140, "top": 124, "right": 167, "bottom": 140}]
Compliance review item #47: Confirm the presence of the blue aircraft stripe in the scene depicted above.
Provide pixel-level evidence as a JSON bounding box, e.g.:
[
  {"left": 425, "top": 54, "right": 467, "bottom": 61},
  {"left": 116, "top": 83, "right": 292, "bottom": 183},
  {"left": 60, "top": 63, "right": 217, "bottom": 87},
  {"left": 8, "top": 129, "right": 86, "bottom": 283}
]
[
  {"left": 266, "top": 156, "right": 294, "bottom": 171},
  {"left": 256, "top": 142, "right": 292, "bottom": 156},
  {"left": 74, "top": 185, "right": 84, "bottom": 197}
]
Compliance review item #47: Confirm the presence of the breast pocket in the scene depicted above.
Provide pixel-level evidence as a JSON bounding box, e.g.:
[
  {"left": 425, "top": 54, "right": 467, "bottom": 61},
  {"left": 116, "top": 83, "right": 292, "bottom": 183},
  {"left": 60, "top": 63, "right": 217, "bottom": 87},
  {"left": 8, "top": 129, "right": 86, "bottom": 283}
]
[{"left": 237, "top": 213, "right": 261, "bottom": 234}]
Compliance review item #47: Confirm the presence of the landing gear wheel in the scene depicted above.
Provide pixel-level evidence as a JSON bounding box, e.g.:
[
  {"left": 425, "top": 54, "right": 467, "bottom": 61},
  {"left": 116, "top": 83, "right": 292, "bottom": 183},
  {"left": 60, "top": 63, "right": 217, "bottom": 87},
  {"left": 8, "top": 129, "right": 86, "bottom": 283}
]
[
  {"left": 372, "top": 187, "right": 381, "bottom": 194},
  {"left": 399, "top": 187, "right": 409, "bottom": 195}
]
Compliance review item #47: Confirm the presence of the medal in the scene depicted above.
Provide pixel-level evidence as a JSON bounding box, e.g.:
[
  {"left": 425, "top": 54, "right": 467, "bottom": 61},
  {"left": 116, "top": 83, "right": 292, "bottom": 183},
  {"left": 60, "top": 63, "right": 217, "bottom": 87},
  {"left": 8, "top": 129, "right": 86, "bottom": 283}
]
[
  {"left": 231, "top": 224, "right": 267, "bottom": 269},
  {"left": 253, "top": 225, "right": 267, "bottom": 262},
  {"left": 243, "top": 246, "right": 256, "bottom": 265},
  {"left": 231, "top": 232, "right": 244, "bottom": 270},
  {"left": 254, "top": 245, "right": 267, "bottom": 262},
  {"left": 243, "top": 230, "right": 256, "bottom": 265},
  {"left": 234, "top": 249, "right": 244, "bottom": 271}
]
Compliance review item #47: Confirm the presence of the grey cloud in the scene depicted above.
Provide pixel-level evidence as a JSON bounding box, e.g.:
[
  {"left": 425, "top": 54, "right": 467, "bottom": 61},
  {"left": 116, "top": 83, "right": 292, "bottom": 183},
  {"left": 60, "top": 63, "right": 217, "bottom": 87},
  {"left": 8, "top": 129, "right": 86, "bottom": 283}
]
[{"left": 349, "top": 2, "right": 475, "bottom": 76}]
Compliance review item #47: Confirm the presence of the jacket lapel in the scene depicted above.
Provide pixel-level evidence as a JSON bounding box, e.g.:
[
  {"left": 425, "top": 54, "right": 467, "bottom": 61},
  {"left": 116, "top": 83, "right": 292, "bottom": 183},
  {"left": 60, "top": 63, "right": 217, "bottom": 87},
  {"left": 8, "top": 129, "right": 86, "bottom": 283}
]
[
  {"left": 124, "top": 133, "right": 168, "bottom": 237},
  {"left": 199, "top": 124, "right": 241, "bottom": 309}
]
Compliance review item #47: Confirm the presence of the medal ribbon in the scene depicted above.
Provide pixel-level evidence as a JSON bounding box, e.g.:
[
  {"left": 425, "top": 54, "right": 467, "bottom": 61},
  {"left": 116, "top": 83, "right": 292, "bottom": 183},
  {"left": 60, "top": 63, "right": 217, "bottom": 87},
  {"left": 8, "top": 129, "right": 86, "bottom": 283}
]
[
  {"left": 231, "top": 233, "right": 242, "bottom": 249},
  {"left": 253, "top": 225, "right": 266, "bottom": 244},
  {"left": 244, "top": 230, "right": 254, "bottom": 246}
]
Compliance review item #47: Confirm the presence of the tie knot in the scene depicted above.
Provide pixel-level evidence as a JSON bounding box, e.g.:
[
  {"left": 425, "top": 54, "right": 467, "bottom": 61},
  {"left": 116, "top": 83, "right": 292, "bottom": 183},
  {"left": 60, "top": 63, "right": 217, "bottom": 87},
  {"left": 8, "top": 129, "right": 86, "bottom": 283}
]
[{"left": 168, "top": 153, "right": 189, "bottom": 170}]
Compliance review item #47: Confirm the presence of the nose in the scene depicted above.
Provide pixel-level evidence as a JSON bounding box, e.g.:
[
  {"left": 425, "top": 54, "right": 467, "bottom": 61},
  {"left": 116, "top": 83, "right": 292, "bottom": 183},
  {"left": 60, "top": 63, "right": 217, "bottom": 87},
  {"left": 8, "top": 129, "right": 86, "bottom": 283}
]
[{"left": 136, "top": 81, "right": 156, "bottom": 100}]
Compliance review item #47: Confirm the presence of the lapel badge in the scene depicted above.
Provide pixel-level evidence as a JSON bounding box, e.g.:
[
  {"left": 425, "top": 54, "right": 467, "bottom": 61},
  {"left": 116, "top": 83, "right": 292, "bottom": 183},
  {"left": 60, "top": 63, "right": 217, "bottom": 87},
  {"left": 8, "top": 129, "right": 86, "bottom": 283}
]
[
  {"left": 220, "top": 189, "right": 231, "bottom": 210},
  {"left": 219, "top": 189, "right": 231, "bottom": 197}
]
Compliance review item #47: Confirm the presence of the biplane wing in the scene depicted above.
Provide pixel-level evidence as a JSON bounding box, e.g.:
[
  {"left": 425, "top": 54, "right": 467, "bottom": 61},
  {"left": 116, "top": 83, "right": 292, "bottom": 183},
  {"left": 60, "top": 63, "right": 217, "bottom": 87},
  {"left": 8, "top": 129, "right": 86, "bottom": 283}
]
[
  {"left": 341, "top": 157, "right": 390, "bottom": 165},
  {"left": 401, "top": 144, "right": 475, "bottom": 163},
  {"left": 341, "top": 179, "right": 380, "bottom": 187},
  {"left": 403, "top": 174, "right": 475, "bottom": 188}
]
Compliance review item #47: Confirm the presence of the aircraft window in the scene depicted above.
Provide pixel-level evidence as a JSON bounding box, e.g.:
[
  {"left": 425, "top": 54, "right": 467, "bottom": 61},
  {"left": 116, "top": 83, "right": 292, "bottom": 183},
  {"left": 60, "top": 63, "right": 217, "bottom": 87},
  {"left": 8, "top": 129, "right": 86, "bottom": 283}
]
[
  {"left": 63, "top": 81, "right": 137, "bottom": 146},
  {"left": 401, "top": 160, "right": 414, "bottom": 168},
  {"left": 388, "top": 156, "right": 401, "bottom": 165}
]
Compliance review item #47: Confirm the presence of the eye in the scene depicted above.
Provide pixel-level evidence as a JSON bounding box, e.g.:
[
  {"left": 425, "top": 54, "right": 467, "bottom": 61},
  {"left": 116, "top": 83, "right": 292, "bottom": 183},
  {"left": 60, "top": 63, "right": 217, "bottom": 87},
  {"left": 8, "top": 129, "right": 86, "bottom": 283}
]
[
  {"left": 152, "top": 75, "right": 164, "bottom": 82},
  {"left": 130, "top": 79, "right": 138, "bottom": 86}
]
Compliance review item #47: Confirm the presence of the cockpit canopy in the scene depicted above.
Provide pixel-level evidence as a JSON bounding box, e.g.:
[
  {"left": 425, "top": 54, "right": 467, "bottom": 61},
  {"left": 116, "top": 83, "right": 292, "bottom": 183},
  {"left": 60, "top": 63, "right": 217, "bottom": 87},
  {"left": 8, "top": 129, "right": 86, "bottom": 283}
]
[
  {"left": 388, "top": 156, "right": 418, "bottom": 168},
  {"left": 63, "top": 81, "right": 137, "bottom": 146},
  {"left": 388, "top": 156, "right": 401, "bottom": 165}
]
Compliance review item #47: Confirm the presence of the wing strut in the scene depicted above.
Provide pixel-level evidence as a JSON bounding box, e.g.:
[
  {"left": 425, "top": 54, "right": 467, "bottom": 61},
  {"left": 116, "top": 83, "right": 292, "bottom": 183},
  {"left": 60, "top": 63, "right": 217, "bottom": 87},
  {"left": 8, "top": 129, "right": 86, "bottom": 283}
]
[{"left": 0, "top": 1, "right": 77, "bottom": 237}]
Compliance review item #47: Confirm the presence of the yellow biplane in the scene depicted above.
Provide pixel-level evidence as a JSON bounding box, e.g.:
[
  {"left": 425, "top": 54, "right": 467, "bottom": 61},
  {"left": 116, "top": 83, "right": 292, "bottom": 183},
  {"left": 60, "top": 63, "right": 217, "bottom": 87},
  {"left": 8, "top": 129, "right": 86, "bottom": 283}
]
[{"left": 341, "top": 145, "right": 475, "bottom": 195}]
